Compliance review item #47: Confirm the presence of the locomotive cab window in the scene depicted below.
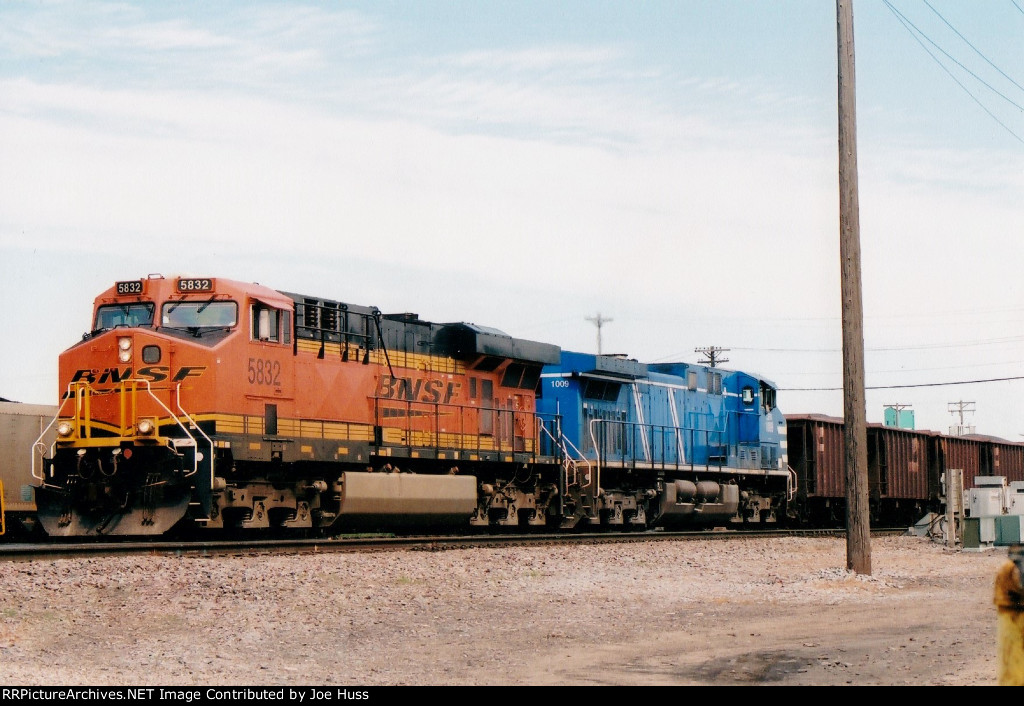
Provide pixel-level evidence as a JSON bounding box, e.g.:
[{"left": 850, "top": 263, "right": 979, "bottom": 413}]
[
  {"left": 94, "top": 303, "right": 155, "bottom": 331},
  {"left": 252, "top": 302, "right": 291, "bottom": 344},
  {"left": 741, "top": 386, "right": 755, "bottom": 405},
  {"left": 760, "top": 382, "right": 776, "bottom": 411},
  {"left": 161, "top": 300, "right": 237, "bottom": 330}
]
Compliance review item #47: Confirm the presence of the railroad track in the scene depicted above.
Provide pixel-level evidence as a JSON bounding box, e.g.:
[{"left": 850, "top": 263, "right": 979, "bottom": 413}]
[{"left": 0, "top": 526, "right": 910, "bottom": 560}]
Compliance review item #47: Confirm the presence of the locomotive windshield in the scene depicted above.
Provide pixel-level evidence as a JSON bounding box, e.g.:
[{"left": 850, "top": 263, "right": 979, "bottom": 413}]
[
  {"left": 94, "top": 303, "right": 155, "bottom": 330},
  {"left": 161, "top": 300, "right": 238, "bottom": 329}
]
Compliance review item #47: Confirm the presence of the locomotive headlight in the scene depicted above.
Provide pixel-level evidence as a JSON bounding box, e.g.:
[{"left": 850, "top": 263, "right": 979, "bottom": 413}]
[
  {"left": 117, "top": 336, "right": 132, "bottom": 362},
  {"left": 137, "top": 418, "right": 156, "bottom": 436},
  {"left": 56, "top": 421, "right": 74, "bottom": 437}
]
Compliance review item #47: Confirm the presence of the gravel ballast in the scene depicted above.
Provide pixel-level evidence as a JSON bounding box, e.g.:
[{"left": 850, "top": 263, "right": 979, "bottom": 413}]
[{"left": 0, "top": 535, "right": 1011, "bottom": 686}]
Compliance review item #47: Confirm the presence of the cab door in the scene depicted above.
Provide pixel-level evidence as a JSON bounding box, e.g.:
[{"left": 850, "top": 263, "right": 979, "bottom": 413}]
[{"left": 246, "top": 300, "right": 295, "bottom": 426}]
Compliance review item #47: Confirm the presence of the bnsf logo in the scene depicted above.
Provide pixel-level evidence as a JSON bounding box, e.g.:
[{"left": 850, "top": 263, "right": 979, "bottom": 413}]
[
  {"left": 375, "top": 374, "right": 461, "bottom": 404},
  {"left": 70, "top": 366, "right": 207, "bottom": 384}
]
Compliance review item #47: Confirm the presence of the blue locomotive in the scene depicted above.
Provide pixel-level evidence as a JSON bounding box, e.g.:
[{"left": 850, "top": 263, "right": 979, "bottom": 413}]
[{"left": 535, "top": 351, "right": 793, "bottom": 528}]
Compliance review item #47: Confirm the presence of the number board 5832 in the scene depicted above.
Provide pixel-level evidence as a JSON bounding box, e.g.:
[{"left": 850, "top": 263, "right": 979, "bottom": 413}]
[
  {"left": 177, "top": 278, "right": 214, "bottom": 292},
  {"left": 116, "top": 280, "right": 144, "bottom": 295}
]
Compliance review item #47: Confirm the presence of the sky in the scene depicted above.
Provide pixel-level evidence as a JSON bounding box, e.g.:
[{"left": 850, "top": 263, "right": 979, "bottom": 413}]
[{"left": 1, "top": 1, "right": 1023, "bottom": 439}]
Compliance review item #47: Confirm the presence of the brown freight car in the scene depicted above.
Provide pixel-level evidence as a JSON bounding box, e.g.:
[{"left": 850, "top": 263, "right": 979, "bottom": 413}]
[
  {"left": 869, "top": 423, "right": 934, "bottom": 525},
  {"left": 961, "top": 434, "right": 1024, "bottom": 488},
  {"left": 786, "top": 414, "right": 1024, "bottom": 528},
  {"left": 787, "top": 414, "right": 936, "bottom": 527}
]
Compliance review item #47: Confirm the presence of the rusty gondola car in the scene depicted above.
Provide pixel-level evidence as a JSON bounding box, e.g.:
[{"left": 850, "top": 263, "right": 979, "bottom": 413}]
[{"left": 786, "top": 414, "right": 1024, "bottom": 527}]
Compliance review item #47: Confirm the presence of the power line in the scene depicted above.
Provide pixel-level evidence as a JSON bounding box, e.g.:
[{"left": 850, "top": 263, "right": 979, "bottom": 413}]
[
  {"left": 650, "top": 334, "right": 1024, "bottom": 368},
  {"left": 870, "top": 358, "right": 1024, "bottom": 374},
  {"left": 883, "top": 0, "right": 1024, "bottom": 144},
  {"left": 650, "top": 339, "right": 1016, "bottom": 361},
  {"left": 780, "top": 375, "right": 1024, "bottom": 392},
  {"left": 632, "top": 305, "right": 1024, "bottom": 330},
  {"left": 653, "top": 337, "right": 1024, "bottom": 359},
  {"left": 885, "top": 0, "right": 1024, "bottom": 111},
  {"left": 726, "top": 334, "right": 1024, "bottom": 354},
  {"left": 922, "top": 0, "right": 1024, "bottom": 95}
]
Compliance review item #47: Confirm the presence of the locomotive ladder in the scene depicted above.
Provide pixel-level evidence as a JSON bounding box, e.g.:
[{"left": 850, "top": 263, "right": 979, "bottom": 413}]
[{"left": 536, "top": 420, "right": 592, "bottom": 490}]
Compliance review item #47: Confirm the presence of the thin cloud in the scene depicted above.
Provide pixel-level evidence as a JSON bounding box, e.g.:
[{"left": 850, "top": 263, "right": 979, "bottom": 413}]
[
  {"left": 446, "top": 46, "right": 627, "bottom": 72},
  {"left": 1, "top": 3, "right": 1022, "bottom": 438}
]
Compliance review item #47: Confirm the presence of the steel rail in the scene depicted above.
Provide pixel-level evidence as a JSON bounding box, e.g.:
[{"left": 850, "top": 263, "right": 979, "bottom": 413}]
[{"left": 0, "top": 527, "right": 910, "bottom": 561}]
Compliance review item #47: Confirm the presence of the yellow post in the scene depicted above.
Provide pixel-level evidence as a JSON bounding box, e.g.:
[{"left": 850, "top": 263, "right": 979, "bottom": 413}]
[{"left": 996, "top": 544, "right": 1024, "bottom": 685}]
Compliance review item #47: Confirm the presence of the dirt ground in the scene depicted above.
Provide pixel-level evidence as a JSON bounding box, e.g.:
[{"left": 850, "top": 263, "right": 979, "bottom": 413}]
[
  {"left": 521, "top": 586, "right": 1001, "bottom": 686},
  {"left": 511, "top": 538, "right": 1010, "bottom": 686},
  {"left": 0, "top": 534, "right": 1014, "bottom": 686}
]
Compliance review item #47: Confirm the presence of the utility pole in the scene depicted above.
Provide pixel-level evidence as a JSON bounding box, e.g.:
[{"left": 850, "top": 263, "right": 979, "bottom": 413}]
[
  {"left": 948, "top": 400, "right": 976, "bottom": 425},
  {"left": 695, "top": 346, "right": 730, "bottom": 368},
  {"left": 837, "top": 0, "right": 871, "bottom": 575},
  {"left": 883, "top": 402, "right": 913, "bottom": 429},
  {"left": 948, "top": 400, "right": 976, "bottom": 436},
  {"left": 585, "top": 313, "right": 613, "bottom": 355}
]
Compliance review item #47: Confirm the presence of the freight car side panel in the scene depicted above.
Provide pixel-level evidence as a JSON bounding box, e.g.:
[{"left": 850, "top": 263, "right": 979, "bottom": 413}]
[
  {"left": 0, "top": 402, "right": 57, "bottom": 513},
  {"left": 868, "top": 426, "right": 931, "bottom": 502},
  {"left": 988, "top": 442, "right": 1024, "bottom": 486},
  {"left": 787, "top": 415, "right": 846, "bottom": 500},
  {"left": 933, "top": 435, "right": 985, "bottom": 491}
]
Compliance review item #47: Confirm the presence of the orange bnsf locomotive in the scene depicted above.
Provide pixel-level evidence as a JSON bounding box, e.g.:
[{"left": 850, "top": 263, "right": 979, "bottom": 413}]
[
  {"left": 32, "top": 274, "right": 563, "bottom": 536},
  {"left": 31, "top": 274, "right": 792, "bottom": 537}
]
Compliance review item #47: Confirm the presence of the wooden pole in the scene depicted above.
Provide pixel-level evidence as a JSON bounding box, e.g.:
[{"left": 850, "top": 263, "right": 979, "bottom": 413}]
[{"left": 837, "top": 0, "right": 872, "bottom": 574}]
